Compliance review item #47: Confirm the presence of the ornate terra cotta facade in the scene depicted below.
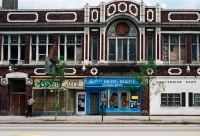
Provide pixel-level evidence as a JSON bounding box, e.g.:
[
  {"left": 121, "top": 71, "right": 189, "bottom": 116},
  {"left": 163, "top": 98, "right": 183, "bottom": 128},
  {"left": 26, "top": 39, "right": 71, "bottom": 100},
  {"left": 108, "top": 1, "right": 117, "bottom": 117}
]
[{"left": 0, "top": 0, "right": 200, "bottom": 116}]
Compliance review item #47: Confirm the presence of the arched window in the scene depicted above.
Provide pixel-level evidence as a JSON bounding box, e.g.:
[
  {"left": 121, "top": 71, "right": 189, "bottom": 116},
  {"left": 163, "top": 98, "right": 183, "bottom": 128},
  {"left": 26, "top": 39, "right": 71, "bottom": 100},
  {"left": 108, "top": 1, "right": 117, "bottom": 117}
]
[{"left": 108, "top": 21, "right": 137, "bottom": 62}]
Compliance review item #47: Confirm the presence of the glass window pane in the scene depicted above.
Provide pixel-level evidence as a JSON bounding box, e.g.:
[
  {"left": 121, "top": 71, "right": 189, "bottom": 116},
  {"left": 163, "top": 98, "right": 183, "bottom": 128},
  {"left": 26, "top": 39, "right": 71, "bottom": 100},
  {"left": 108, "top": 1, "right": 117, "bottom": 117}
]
[
  {"left": 163, "top": 35, "right": 169, "bottom": 44},
  {"left": 180, "top": 35, "right": 186, "bottom": 44},
  {"left": 48, "top": 35, "right": 54, "bottom": 44},
  {"left": 170, "top": 45, "right": 179, "bottom": 61},
  {"left": 39, "top": 45, "right": 46, "bottom": 54},
  {"left": 39, "top": 35, "right": 46, "bottom": 44},
  {"left": 10, "top": 46, "right": 18, "bottom": 59},
  {"left": 20, "top": 45, "right": 25, "bottom": 60},
  {"left": 67, "top": 45, "right": 74, "bottom": 60},
  {"left": 92, "top": 35, "right": 98, "bottom": 60},
  {"left": 3, "top": 45, "right": 8, "bottom": 60},
  {"left": 109, "top": 39, "right": 116, "bottom": 60},
  {"left": 46, "top": 89, "right": 55, "bottom": 111},
  {"left": 170, "top": 35, "right": 178, "bottom": 44},
  {"left": 192, "top": 45, "right": 197, "bottom": 61},
  {"left": 192, "top": 35, "right": 197, "bottom": 44},
  {"left": 10, "top": 36, "right": 18, "bottom": 44},
  {"left": 163, "top": 46, "right": 168, "bottom": 61},
  {"left": 20, "top": 35, "right": 25, "bottom": 44},
  {"left": 77, "top": 35, "right": 82, "bottom": 44},
  {"left": 194, "top": 93, "right": 200, "bottom": 106},
  {"left": 33, "top": 89, "right": 44, "bottom": 111},
  {"left": 59, "top": 35, "right": 65, "bottom": 44},
  {"left": 129, "top": 39, "right": 136, "bottom": 61},
  {"left": 60, "top": 45, "right": 64, "bottom": 57},
  {"left": 123, "top": 39, "right": 127, "bottom": 60},
  {"left": 32, "top": 35, "right": 36, "bottom": 44},
  {"left": 3, "top": 35, "right": 8, "bottom": 44},
  {"left": 147, "top": 35, "right": 153, "bottom": 59},
  {"left": 189, "top": 92, "right": 193, "bottom": 107},
  {"left": 109, "top": 89, "right": 118, "bottom": 108},
  {"left": 117, "top": 39, "right": 122, "bottom": 60},
  {"left": 67, "top": 35, "right": 75, "bottom": 44},
  {"left": 32, "top": 45, "right": 36, "bottom": 60}
]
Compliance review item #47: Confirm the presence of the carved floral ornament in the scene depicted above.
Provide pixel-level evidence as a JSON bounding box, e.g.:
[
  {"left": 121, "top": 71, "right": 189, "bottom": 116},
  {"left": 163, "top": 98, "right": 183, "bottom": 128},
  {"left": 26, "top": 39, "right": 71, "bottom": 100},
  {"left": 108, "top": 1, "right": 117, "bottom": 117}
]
[{"left": 107, "top": 2, "right": 138, "bottom": 17}]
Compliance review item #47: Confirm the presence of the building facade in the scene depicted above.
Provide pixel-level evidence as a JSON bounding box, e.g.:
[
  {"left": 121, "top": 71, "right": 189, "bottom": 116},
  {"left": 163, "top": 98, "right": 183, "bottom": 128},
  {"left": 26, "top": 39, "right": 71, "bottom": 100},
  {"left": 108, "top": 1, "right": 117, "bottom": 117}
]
[{"left": 0, "top": 0, "right": 200, "bottom": 116}]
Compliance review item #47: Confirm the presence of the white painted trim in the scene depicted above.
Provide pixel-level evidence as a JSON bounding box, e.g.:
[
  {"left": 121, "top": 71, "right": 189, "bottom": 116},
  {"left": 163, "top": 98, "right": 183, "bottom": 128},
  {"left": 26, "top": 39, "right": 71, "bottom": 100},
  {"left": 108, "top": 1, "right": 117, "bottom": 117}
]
[
  {"left": 107, "top": 4, "right": 116, "bottom": 17},
  {"left": 197, "top": 68, "right": 200, "bottom": 75},
  {"left": 7, "top": 12, "right": 38, "bottom": 22},
  {"left": 168, "top": 68, "right": 182, "bottom": 75},
  {"left": 168, "top": 12, "right": 200, "bottom": 22},
  {"left": 147, "top": 9, "right": 154, "bottom": 22},
  {"left": 91, "top": 9, "right": 98, "bottom": 22},
  {"left": 90, "top": 68, "right": 98, "bottom": 75},
  {"left": 0, "top": 31, "right": 84, "bottom": 34},
  {"left": 46, "top": 12, "right": 77, "bottom": 22},
  {"left": 129, "top": 4, "right": 138, "bottom": 16},
  {"left": 118, "top": 2, "right": 127, "bottom": 13},
  {"left": 65, "top": 68, "right": 76, "bottom": 75},
  {"left": 34, "top": 68, "right": 46, "bottom": 75}
]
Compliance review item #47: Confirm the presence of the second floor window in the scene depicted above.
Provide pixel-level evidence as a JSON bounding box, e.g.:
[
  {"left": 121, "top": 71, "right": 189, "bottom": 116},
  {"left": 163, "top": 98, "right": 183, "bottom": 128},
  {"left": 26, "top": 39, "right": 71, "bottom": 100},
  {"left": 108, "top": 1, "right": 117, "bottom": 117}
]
[{"left": 2, "top": 35, "right": 25, "bottom": 62}]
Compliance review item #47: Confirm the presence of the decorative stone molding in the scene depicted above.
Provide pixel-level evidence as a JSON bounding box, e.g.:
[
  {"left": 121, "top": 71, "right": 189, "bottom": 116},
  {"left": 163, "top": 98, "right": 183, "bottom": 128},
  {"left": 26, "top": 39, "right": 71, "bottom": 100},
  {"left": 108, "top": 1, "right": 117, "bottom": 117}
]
[
  {"left": 197, "top": 68, "right": 200, "bottom": 75},
  {"left": 168, "top": 12, "right": 200, "bottom": 22},
  {"left": 147, "top": 9, "right": 154, "bottom": 22},
  {"left": 26, "top": 78, "right": 33, "bottom": 86},
  {"left": 34, "top": 68, "right": 46, "bottom": 75},
  {"left": 107, "top": 4, "right": 116, "bottom": 17},
  {"left": 91, "top": 9, "right": 98, "bottom": 22},
  {"left": 7, "top": 12, "right": 38, "bottom": 22},
  {"left": 84, "top": 3, "right": 90, "bottom": 22},
  {"left": 147, "top": 68, "right": 153, "bottom": 75},
  {"left": 118, "top": 2, "right": 127, "bottom": 13},
  {"left": 100, "top": 2, "right": 106, "bottom": 22},
  {"left": 90, "top": 68, "right": 98, "bottom": 75},
  {"left": 1, "top": 78, "right": 8, "bottom": 86},
  {"left": 168, "top": 68, "right": 182, "bottom": 75},
  {"left": 64, "top": 68, "right": 76, "bottom": 75},
  {"left": 46, "top": 12, "right": 77, "bottom": 22},
  {"left": 129, "top": 3, "right": 138, "bottom": 16}
]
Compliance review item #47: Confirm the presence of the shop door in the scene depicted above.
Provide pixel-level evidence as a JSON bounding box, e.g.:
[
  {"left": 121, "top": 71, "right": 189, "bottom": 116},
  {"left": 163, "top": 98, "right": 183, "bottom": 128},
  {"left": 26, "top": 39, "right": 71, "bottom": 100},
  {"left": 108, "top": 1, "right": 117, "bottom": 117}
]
[
  {"left": 89, "top": 94, "right": 99, "bottom": 115},
  {"left": 12, "top": 94, "right": 26, "bottom": 115},
  {"left": 76, "top": 92, "right": 86, "bottom": 115}
]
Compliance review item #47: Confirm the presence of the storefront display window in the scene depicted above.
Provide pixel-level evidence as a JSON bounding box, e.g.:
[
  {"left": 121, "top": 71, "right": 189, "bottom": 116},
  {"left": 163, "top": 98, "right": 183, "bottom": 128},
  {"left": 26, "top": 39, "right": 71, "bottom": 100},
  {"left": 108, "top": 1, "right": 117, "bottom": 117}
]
[{"left": 33, "top": 89, "right": 44, "bottom": 111}]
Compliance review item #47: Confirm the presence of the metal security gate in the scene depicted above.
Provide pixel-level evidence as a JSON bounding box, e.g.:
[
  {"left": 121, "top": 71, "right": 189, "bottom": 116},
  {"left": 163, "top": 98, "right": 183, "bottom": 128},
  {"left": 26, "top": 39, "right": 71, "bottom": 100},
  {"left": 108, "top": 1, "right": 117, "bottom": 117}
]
[{"left": 89, "top": 94, "right": 99, "bottom": 115}]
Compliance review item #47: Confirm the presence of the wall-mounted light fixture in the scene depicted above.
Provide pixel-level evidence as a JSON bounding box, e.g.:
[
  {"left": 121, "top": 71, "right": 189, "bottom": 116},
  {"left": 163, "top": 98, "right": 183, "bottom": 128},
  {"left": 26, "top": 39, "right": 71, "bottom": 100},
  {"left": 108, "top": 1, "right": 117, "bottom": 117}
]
[
  {"left": 9, "top": 65, "right": 12, "bottom": 73},
  {"left": 186, "top": 65, "right": 190, "bottom": 73},
  {"left": 82, "top": 65, "right": 87, "bottom": 71}
]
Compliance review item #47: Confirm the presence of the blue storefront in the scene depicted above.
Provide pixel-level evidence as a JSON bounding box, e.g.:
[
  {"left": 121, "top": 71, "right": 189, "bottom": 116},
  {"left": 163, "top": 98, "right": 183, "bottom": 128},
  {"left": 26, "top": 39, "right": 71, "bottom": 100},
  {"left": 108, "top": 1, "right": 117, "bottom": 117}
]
[{"left": 85, "top": 78, "right": 142, "bottom": 115}]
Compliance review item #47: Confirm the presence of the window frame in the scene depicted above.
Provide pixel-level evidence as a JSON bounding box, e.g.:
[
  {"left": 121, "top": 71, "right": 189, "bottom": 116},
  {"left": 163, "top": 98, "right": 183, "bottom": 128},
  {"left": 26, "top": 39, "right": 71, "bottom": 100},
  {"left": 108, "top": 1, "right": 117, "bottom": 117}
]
[{"left": 161, "top": 93, "right": 181, "bottom": 107}]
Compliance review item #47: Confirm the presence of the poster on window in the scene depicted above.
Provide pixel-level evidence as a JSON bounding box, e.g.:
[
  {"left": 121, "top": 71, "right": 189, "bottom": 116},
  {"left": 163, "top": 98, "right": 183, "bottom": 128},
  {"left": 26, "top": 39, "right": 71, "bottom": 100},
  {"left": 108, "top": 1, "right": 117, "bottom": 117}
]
[{"left": 78, "top": 94, "right": 85, "bottom": 111}]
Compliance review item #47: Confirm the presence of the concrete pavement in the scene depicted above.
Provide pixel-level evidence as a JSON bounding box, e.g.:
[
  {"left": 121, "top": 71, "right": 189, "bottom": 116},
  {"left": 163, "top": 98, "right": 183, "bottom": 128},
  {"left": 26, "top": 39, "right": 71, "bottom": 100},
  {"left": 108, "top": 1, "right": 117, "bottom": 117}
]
[{"left": 0, "top": 115, "right": 200, "bottom": 124}]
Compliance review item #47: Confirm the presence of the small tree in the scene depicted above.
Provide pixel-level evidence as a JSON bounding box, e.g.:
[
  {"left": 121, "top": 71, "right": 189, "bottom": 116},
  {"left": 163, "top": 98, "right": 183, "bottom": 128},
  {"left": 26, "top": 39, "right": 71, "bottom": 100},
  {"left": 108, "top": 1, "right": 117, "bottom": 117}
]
[
  {"left": 131, "top": 58, "right": 165, "bottom": 120},
  {"left": 49, "top": 56, "right": 67, "bottom": 121}
]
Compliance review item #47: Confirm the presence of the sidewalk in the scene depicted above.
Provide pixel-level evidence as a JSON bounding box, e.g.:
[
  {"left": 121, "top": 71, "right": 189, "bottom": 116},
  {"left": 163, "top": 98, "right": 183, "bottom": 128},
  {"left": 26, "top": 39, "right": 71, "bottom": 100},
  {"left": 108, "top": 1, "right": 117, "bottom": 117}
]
[{"left": 0, "top": 115, "right": 200, "bottom": 124}]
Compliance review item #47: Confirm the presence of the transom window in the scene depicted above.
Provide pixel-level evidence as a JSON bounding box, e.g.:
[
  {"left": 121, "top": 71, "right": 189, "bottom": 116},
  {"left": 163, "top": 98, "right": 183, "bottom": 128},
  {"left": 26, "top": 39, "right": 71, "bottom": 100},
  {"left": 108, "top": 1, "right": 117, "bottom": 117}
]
[
  {"left": 108, "top": 21, "right": 137, "bottom": 62},
  {"left": 162, "top": 35, "right": 186, "bottom": 63},
  {"left": 59, "top": 35, "right": 82, "bottom": 61},
  {"left": 31, "top": 35, "right": 53, "bottom": 61},
  {"left": 2, "top": 35, "right": 25, "bottom": 63}
]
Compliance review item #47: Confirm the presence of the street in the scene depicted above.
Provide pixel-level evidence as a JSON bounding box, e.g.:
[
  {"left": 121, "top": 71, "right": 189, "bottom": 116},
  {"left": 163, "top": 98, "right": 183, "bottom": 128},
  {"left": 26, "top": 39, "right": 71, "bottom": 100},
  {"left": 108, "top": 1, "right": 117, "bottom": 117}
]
[{"left": 0, "top": 124, "right": 199, "bottom": 136}]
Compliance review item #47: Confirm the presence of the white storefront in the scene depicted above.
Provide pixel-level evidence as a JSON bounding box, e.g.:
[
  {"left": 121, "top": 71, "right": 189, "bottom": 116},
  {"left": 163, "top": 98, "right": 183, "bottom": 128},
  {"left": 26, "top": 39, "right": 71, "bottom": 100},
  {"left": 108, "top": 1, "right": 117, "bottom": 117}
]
[{"left": 150, "top": 76, "right": 200, "bottom": 115}]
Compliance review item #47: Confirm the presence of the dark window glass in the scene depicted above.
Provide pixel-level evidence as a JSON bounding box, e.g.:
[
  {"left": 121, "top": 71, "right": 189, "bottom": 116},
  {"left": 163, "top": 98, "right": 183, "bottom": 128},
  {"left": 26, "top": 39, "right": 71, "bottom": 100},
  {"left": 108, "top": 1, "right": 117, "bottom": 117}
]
[
  {"left": 180, "top": 35, "right": 186, "bottom": 44},
  {"left": 60, "top": 45, "right": 64, "bottom": 57},
  {"left": 39, "top": 46, "right": 46, "bottom": 54},
  {"left": 10, "top": 36, "right": 18, "bottom": 44},
  {"left": 20, "top": 45, "right": 25, "bottom": 60},
  {"left": 3, "top": 35, "right": 8, "bottom": 44},
  {"left": 192, "top": 35, "right": 197, "bottom": 44},
  {"left": 122, "top": 39, "right": 127, "bottom": 60},
  {"left": 67, "top": 45, "right": 74, "bottom": 60},
  {"left": 117, "top": 39, "right": 122, "bottom": 60},
  {"left": 3, "top": 45, "right": 8, "bottom": 60},
  {"left": 77, "top": 35, "right": 82, "bottom": 44},
  {"left": 181, "top": 92, "right": 185, "bottom": 107},
  {"left": 147, "top": 35, "right": 153, "bottom": 59},
  {"left": 189, "top": 92, "right": 193, "bottom": 107},
  {"left": 32, "top": 35, "right": 36, "bottom": 44},
  {"left": 170, "top": 35, "right": 178, "bottom": 44},
  {"left": 163, "top": 35, "right": 169, "bottom": 44},
  {"left": 48, "top": 35, "right": 54, "bottom": 43},
  {"left": 192, "top": 45, "right": 197, "bottom": 61},
  {"left": 59, "top": 35, "right": 65, "bottom": 44},
  {"left": 20, "top": 35, "right": 25, "bottom": 44},
  {"left": 32, "top": 45, "right": 36, "bottom": 60},
  {"left": 92, "top": 35, "right": 98, "bottom": 60},
  {"left": 129, "top": 39, "right": 136, "bottom": 61},
  {"left": 10, "top": 46, "right": 18, "bottom": 59},
  {"left": 67, "top": 35, "right": 75, "bottom": 44},
  {"left": 39, "top": 35, "right": 46, "bottom": 44},
  {"left": 109, "top": 39, "right": 116, "bottom": 60}
]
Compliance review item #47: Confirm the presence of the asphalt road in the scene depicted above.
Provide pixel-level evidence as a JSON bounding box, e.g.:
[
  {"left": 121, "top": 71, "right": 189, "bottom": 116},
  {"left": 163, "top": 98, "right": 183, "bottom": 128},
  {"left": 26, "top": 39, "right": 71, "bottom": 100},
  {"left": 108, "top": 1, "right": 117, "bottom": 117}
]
[{"left": 0, "top": 124, "right": 200, "bottom": 136}]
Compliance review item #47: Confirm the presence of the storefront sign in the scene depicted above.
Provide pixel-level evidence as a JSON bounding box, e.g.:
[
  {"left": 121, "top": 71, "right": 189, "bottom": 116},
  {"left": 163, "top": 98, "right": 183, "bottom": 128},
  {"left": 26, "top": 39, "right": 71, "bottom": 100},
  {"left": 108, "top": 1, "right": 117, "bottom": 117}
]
[
  {"left": 85, "top": 78, "right": 141, "bottom": 88},
  {"left": 132, "top": 96, "right": 138, "bottom": 99},
  {"left": 34, "top": 80, "right": 60, "bottom": 88}
]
